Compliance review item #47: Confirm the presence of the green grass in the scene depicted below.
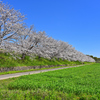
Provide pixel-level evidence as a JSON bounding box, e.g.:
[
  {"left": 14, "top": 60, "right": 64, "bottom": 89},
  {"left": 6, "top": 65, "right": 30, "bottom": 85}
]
[
  {"left": 0, "top": 63, "right": 100, "bottom": 100},
  {"left": 0, "top": 52, "right": 93, "bottom": 75},
  {"left": 8, "top": 63, "right": 100, "bottom": 94},
  {"left": 0, "top": 52, "right": 85, "bottom": 68}
]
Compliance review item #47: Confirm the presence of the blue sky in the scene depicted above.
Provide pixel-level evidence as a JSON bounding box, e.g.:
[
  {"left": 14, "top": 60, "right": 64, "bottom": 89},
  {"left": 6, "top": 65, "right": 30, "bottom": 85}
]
[{"left": 3, "top": 0, "right": 100, "bottom": 57}]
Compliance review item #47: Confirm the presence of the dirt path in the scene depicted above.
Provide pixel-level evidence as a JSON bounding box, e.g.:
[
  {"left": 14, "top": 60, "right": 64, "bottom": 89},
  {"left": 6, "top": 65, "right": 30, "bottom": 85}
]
[{"left": 0, "top": 65, "right": 84, "bottom": 80}]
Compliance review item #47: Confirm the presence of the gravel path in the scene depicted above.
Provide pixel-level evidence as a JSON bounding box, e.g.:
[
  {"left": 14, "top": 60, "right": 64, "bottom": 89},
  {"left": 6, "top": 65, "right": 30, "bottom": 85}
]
[{"left": 0, "top": 65, "right": 83, "bottom": 80}]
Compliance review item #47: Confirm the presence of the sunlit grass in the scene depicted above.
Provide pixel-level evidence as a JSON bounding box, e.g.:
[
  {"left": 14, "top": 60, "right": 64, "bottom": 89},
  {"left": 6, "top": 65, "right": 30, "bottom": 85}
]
[
  {"left": 0, "top": 63, "right": 97, "bottom": 99},
  {"left": 0, "top": 52, "right": 85, "bottom": 68},
  {"left": 8, "top": 63, "right": 100, "bottom": 95}
]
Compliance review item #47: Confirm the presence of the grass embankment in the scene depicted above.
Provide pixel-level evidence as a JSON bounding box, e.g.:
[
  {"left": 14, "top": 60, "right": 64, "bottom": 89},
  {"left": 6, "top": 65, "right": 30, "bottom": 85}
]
[
  {"left": 0, "top": 52, "right": 86, "bottom": 68},
  {"left": 0, "top": 52, "right": 92, "bottom": 75},
  {"left": 0, "top": 63, "right": 100, "bottom": 100}
]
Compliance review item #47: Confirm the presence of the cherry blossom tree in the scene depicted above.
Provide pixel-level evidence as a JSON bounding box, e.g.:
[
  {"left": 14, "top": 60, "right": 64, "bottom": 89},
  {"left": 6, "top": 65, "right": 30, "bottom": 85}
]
[
  {"left": 0, "top": 1, "right": 25, "bottom": 48},
  {"left": 34, "top": 36, "right": 95, "bottom": 62},
  {"left": 4, "top": 25, "right": 48, "bottom": 59}
]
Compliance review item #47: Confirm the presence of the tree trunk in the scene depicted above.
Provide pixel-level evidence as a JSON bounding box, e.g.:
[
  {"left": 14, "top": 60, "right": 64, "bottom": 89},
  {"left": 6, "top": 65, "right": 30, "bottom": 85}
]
[
  {"left": 63, "top": 58, "right": 65, "bottom": 61},
  {"left": 38, "top": 56, "right": 41, "bottom": 59},
  {"left": 21, "top": 53, "right": 26, "bottom": 60},
  {"left": 58, "top": 58, "right": 60, "bottom": 61}
]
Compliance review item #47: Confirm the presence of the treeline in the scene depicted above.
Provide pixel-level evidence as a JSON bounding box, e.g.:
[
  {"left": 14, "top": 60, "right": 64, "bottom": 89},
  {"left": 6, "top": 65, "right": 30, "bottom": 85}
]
[
  {"left": 87, "top": 55, "right": 100, "bottom": 63},
  {"left": 0, "top": 1, "right": 95, "bottom": 62}
]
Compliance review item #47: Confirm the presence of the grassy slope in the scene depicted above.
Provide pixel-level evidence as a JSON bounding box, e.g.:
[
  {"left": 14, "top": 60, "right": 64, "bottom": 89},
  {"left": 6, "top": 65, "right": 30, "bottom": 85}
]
[
  {"left": 0, "top": 52, "right": 84, "bottom": 68},
  {"left": 0, "top": 52, "right": 93, "bottom": 75},
  {"left": 0, "top": 63, "right": 100, "bottom": 100}
]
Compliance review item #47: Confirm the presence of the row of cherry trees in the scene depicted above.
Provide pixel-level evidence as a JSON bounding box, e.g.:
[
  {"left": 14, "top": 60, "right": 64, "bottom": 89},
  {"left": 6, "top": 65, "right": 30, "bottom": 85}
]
[{"left": 0, "top": 1, "right": 95, "bottom": 62}]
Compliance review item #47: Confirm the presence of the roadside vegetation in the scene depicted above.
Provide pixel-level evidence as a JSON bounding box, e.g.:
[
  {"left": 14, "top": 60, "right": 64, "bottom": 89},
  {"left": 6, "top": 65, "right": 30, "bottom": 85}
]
[
  {"left": 0, "top": 52, "right": 83, "bottom": 68},
  {"left": 0, "top": 63, "right": 100, "bottom": 100},
  {"left": 0, "top": 51, "right": 92, "bottom": 75}
]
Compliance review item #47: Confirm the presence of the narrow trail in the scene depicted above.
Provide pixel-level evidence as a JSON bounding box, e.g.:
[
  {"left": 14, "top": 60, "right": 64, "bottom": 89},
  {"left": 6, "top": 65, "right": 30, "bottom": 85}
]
[{"left": 0, "top": 65, "right": 84, "bottom": 80}]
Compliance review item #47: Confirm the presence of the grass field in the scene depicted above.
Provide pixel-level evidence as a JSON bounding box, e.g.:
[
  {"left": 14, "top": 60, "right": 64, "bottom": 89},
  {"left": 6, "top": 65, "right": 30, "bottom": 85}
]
[{"left": 0, "top": 63, "right": 100, "bottom": 100}]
